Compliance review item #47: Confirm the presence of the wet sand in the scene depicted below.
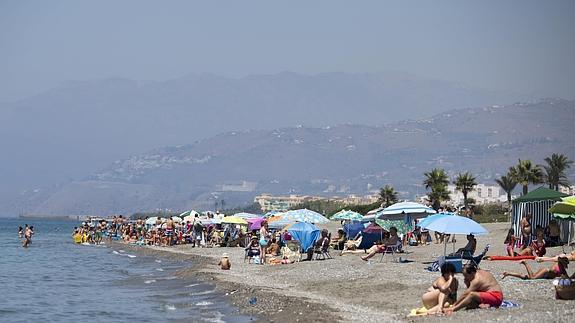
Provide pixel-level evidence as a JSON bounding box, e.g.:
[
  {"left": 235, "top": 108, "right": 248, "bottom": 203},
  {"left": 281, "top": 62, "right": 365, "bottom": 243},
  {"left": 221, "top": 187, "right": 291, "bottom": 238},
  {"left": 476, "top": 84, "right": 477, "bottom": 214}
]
[{"left": 122, "top": 222, "right": 575, "bottom": 322}]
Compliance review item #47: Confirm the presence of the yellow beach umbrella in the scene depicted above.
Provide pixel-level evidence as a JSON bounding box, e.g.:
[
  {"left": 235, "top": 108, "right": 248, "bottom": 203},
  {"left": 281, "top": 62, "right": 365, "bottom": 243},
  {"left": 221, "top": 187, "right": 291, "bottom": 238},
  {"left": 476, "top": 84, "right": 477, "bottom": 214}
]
[{"left": 221, "top": 216, "right": 248, "bottom": 225}]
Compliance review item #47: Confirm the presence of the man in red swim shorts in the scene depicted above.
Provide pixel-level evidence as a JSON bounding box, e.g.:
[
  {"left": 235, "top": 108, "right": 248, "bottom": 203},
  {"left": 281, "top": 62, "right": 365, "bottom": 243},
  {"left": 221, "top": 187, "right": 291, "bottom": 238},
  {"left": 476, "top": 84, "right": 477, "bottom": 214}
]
[{"left": 444, "top": 264, "right": 504, "bottom": 313}]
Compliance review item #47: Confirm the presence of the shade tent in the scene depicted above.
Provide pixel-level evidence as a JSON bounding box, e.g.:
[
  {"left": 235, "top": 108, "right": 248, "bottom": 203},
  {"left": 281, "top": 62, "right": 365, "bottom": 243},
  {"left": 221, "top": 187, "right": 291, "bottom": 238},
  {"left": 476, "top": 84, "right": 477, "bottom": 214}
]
[
  {"left": 512, "top": 186, "right": 572, "bottom": 244},
  {"left": 287, "top": 222, "right": 320, "bottom": 252},
  {"left": 179, "top": 210, "right": 200, "bottom": 218},
  {"left": 343, "top": 221, "right": 364, "bottom": 239}
]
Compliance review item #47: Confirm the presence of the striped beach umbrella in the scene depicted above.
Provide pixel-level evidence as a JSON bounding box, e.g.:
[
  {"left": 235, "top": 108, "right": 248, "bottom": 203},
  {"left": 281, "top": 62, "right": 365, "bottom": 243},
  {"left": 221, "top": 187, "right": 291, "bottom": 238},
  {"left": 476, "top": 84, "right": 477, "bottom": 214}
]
[
  {"left": 331, "top": 210, "right": 364, "bottom": 221},
  {"left": 283, "top": 209, "right": 329, "bottom": 224}
]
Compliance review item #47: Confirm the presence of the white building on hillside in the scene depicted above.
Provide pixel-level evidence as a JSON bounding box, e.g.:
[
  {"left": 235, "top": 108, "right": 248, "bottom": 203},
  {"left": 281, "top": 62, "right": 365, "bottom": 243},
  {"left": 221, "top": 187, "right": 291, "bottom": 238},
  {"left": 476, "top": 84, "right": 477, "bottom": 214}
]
[{"left": 448, "top": 183, "right": 507, "bottom": 206}]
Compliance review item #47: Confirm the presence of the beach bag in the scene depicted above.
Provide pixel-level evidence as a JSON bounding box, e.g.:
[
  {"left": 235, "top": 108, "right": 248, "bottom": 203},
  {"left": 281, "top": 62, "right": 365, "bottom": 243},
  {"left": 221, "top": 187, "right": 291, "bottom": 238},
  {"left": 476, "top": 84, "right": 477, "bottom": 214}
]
[{"left": 554, "top": 279, "right": 575, "bottom": 300}]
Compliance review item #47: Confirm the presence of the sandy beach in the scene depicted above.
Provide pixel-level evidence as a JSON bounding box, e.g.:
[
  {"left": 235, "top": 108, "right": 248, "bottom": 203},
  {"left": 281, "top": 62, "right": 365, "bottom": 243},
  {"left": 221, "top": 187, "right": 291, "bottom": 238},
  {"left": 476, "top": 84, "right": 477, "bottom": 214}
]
[{"left": 121, "top": 222, "right": 575, "bottom": 322}]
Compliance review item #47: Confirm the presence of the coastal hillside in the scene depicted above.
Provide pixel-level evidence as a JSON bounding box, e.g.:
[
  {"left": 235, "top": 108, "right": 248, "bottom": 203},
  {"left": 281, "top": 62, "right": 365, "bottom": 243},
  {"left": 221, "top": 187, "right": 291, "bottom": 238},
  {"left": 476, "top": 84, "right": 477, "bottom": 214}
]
[
  {"left": 0, "top": 71, "right": 529, "bottom": 193},
  {"left": 28, "top": 98, "right": 575, "bottom": 216}
]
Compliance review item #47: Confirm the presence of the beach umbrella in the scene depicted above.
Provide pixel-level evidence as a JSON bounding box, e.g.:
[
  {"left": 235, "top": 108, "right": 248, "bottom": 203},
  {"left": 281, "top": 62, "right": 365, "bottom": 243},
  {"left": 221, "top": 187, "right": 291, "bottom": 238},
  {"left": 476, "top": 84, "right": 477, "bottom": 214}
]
[
  {"left": 375, "top": 219, "right": 413, "bottom": 235},
  {"left": 417, "top": 212, "right": 457, "bottom": 229},
  {"left": 233, "top": 212, "right": 262, "bottom": 219},
  {"left": 423, "top": 215, "right": 488, "bottom": 235},
  {"left": 377, "top": 202, "right": 436, "bottom": 220},
  {"left": 171, "top": 216, "right": 183, "bottom": 223},
  {"left": 264, "top": 211, "right": 282, "bottom": 217},
  {"left": 145, "top": 217, "right": 162, "bottom": 226},
  {"left": 331, "top": 210, "right": 364, "bottom": 221},
  {"left": 283, "top": 209, "right": 329, "bottom": 224},
  {"left": 268, "top": 217, "right": 296, "bottom": 230},
  {"left": 287, "top": 222, "right": 320, "bottom": 252},
  {"left": 550, "top": 196, "right": 575, "bottom": 220},
  {"left": 246, "top": 217, "right": 265, "bottom": 230},
  {"left": 183, "top": 215, "right": 197, "bottom": 223},
  {"left": 221, "top": 216, "right": 248, "bottom": 225},
  {"left": 179, "top": 210, "right": 200, "bottom": 218}
]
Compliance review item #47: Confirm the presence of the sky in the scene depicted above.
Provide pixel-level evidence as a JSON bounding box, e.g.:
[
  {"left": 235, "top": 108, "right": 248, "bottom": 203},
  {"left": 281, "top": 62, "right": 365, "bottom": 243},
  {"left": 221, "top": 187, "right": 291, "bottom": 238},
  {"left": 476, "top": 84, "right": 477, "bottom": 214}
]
[{"left": 1, "top": 0, "right": 574, "bottom": 102}]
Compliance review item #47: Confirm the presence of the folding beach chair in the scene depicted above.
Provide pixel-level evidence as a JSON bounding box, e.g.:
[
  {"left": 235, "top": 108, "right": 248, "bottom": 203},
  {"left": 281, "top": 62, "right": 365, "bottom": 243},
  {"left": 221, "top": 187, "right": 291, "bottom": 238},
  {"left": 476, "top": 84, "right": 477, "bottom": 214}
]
[
  {"left": 314, "top": 234, "right": 333, "bottom": 260},
  {"left": 379, "top": 240, "right": 403, "bottom": 263}
]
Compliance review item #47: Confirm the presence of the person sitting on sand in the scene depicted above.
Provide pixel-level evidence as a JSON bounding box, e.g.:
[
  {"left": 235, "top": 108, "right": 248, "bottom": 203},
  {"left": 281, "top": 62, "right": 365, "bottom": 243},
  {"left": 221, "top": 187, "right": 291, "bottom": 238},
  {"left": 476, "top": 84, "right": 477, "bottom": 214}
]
[
  {"left": 502, "top": 257, "right": 569, "bottom": 280},
  {"left": 444, "top": 263, "right": 503, "bottom": 313},
  {"left": 517, "top": 229, "right": 546, "bottom": 257},
  {"left": 449, "top": 234, "right": 476, "bottom": 258},
  {"left": 218, "top": 253, "right": 231, "bottom": 270},
  {"left": 266, "top": 238, "right": 280, "bottom": 256},
  {"left": 245, "top": 236, "right": 260, "bottom": 258},
  {"left": 361, "top": 227, "right": 399, "bottom": 261},
  {"left": 339, "top": 232, "right": 363, "bottom": 255},
  {"left": 331, "top": 229, "right": 347, "bottom": 250},
  {"left": 504, "top": 228, "right": 517, "bottom": 257},
  {"left": 421, "top": 263, "right": 459, "bottom": 315}
]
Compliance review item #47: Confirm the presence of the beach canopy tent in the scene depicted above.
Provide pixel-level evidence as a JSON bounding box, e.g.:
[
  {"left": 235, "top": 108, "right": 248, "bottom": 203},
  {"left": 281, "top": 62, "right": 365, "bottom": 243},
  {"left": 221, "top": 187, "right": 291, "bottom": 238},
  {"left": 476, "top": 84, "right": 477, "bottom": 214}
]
[
  {"left": 356, "top": 223, "right": 386, "bottom": 250},
  {"left": 512, "top": 186, "right": 571, "bottom": 244},
  {"left": 287, "top": 222, "right": 320, "bottom": 252},
  {"left": 343, "top": 221, "right": 365, "bottom": 240},
  {"left": 179, "top": 210, "right": 200, "bottom": 218}
]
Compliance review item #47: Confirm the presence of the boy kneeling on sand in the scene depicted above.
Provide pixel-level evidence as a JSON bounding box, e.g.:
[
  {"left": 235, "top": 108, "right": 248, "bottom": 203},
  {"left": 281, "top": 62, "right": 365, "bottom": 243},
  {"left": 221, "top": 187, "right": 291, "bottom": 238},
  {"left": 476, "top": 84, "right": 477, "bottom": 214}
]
[{"left": 218, "top": 253, "right": 231, "bottom": 270}]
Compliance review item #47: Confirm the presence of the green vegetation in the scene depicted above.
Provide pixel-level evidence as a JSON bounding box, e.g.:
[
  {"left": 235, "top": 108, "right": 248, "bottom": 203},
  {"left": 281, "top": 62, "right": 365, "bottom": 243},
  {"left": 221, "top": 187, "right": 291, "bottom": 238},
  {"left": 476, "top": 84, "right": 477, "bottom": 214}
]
[
  {"left": 130, "top": 210, "right": 180, "bottom": 220},
  {"left": 509, "top": 159, "right": 543, "bottom": 195},
  {"left": 542, "top": 153, "right": 573, "bottom": 190},
  {"left": 379, "top": 185, "right": 398, "bottom": 208},
  {"left": 423, "top": 168, "right": 450, "bottom": 210},
  {"left": 495, "top": 174, "right": 517, "bottom": 208},
  {"left": 453, "top": 172, "right": 477, "bottom": 211},
  {"left": 221, "top": 202, "right": 263, "bottom": 215},
  {"left": 472, "top": 203, "right": 508, "bottom": 223}
]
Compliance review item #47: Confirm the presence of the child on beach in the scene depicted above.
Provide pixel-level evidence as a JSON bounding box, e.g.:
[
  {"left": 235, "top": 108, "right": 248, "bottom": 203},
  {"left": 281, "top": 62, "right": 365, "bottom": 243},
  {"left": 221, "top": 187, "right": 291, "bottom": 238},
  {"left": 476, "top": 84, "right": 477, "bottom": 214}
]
[
  {"left": 504, "top": 228, "right": 517, "bottom": 256},
  {"left": 218, "top": 253, "right": 231, "bottom": 270}
]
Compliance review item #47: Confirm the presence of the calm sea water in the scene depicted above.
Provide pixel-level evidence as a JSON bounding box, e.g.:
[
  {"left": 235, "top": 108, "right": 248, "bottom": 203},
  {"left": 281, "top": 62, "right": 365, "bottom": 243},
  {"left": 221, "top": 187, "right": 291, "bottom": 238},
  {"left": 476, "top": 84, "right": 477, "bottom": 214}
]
[{"left": 0, "top": 218, "right": 252, "bottom": 322}]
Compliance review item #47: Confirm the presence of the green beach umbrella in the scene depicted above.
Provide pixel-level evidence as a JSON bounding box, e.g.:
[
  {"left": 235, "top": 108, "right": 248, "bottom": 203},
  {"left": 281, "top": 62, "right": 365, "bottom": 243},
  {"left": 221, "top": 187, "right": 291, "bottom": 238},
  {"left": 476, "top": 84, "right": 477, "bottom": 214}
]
[
  {"left": 375, "top": 219, "right": 413, "bottom": 235},
  {"left": 331, "top": 210, "right": 363, "bottom": 221},
  {"left": 550, "top": 196, "right": 575, "bottom": 220}
]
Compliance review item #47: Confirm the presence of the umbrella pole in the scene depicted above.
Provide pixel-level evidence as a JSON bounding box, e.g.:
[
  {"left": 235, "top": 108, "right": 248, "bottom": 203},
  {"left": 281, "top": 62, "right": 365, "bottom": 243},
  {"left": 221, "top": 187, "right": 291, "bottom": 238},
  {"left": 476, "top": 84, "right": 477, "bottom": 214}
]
[{"left": 443, "top": 236, "right": 447, "bottom": 257}]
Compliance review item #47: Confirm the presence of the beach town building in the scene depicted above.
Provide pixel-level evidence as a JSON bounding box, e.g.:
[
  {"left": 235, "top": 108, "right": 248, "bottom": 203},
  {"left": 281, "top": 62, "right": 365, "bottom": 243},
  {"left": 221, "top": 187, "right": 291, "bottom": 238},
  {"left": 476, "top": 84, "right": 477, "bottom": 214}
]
[
  {"left": 559, "top": 185, "right": 575, "bottom": 196},
  {"left": 254, "top": 193, "right": 379, "bottom": 212},
  {"left": 447, "top": 183, "right": 507, "bottom": 206}
]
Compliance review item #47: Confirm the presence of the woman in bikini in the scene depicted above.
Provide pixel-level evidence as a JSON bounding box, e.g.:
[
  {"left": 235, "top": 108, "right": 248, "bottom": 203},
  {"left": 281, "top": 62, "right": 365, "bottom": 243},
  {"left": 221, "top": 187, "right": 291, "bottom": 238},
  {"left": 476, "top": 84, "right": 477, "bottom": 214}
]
[
  {"left": 420, "top": 262, "right": 459, "bottom": 315},
  {"left": 517, "top": 229, "right": 546, "bottom": 257},
  {"left": 502, "top": 257, "right": 568, "bottom": 280}
]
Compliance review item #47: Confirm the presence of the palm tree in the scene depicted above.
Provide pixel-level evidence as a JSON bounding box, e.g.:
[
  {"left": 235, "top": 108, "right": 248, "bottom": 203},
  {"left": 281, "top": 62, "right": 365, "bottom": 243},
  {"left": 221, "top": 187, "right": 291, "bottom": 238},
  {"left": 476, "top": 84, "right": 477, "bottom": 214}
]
[
  {"left": 379, "top": 185, "right": 399, "bottom": 208},
  {"left": 495, "top": 174, "right": 517, "bottom": 208},
  {"left": 509, "top": 159, "right": 543, "bottom": 195},
  {"left": 454, "top": 172, "right": 477, "bottom": 211},
  {"left": 542, "top": 153, "right": 573, "bottom": 191},
  {"left": 423, "top": 168, "right": 450, "bottom": 210}
]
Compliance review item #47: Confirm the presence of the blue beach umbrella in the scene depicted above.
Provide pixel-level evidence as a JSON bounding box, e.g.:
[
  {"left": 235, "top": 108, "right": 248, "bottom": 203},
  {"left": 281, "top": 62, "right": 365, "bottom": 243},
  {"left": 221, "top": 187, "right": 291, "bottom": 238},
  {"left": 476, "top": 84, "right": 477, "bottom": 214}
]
[
  {"left": 423, "top": 215, "right": 488, "bottom": 235},
  {"left": 287, "top": 222, "right": 321, "bottom": 252},
  {"left": 233, "top": 212, "right": 262, "bottom": 219},
  {"left": 417, "top": 212, "right": 457, "bottom": 229},
  {"left": 283, "top": 209, "right": 329, "bottom": 224}
]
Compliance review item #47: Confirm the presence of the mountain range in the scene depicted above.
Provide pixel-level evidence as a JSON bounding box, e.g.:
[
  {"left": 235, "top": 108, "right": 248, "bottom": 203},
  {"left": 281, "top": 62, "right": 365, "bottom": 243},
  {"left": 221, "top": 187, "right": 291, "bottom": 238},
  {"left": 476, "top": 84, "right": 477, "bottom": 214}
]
[{"left": 17, "top": 98, "right": 575, "bottom": 216}]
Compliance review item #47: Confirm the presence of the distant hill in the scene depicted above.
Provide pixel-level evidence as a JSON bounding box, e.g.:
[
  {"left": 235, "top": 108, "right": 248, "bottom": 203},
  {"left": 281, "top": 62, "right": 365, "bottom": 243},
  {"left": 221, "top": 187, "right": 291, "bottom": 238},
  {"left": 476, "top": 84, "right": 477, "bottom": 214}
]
[
  {"left": 0, "top": 71, "right": 530, "bottom": 194},
  {"left": 25, "top": 98, "right": 575, "bottom": 216}
]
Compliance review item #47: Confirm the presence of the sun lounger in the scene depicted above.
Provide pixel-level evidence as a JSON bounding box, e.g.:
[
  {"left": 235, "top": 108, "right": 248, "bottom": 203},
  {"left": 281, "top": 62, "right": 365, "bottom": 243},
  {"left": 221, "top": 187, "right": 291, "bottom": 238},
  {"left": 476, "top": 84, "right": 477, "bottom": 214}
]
[{"left": 379, "top": 240, "right": 403, "bottom": 262}]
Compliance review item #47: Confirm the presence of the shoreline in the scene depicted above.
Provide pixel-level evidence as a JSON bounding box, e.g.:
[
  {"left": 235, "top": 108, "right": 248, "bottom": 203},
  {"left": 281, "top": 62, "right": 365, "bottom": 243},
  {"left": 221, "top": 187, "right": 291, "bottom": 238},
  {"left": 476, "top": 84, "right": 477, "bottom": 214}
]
[
  {"left": 112, "top": 222, "right": 575, "bottom": 322},
  {"left": 113, "top": 242, "right": 345, "bottom": 322}
]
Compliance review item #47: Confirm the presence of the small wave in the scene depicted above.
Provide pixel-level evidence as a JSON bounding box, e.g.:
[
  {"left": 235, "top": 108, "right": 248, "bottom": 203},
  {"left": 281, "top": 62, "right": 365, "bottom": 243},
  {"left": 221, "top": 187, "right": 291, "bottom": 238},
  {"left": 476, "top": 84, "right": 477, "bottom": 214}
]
[
  {"left": 155, "top": 259, "right": 162, "bottom": 263},
  {"left": 126, "top": 254, "right": 136, "bottom": 258},
  {"left": 186, "top": 283, "right": 200, "bottom": 288},
  {"left": 119, "top": 250, "right": 125, "bottom": 253},
  {"left": 202, "top": 313, "right": 225, "bottom": 323},
  {"left": 165, "top": 304, "right": 176, "bottom": 311},
  {"left": 156, "top": 268, "right": 164, "bottom": 272},
  {"left": 112, "top": 251, "right": 120, "bottom": 255},
  {"left": 144, "top": 280, "right": 156, "bottom": 284},
  {"left": 195, "top": 301, "right": 213, "bottom": 306},
  {"left": 162, "top": 276, "right": 178, "bottom": 280},
  {"left": 189, "top": 290, "right": 215, "bottom": 296}
]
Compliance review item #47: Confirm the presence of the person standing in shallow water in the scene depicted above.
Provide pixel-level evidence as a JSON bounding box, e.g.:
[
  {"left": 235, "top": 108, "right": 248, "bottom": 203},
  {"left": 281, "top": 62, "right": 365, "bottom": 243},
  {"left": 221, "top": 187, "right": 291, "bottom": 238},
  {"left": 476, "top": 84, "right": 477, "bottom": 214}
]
[{"left": 22, "top": 225, "right": 33, "bottom": 248}]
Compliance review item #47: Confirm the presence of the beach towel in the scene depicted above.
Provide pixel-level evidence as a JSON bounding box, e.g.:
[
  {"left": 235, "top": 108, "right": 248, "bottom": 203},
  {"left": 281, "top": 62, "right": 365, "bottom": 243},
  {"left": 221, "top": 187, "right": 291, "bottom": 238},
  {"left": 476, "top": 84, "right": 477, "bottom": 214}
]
[
  {"left": 500, "top": 300, "right": 520, "bottom": 308},
  {"left": 485, "top": 255, "right": 535, "bottom": 261},
  {"left": 408, "top": 307, "right": 429, "bottom": 317}
]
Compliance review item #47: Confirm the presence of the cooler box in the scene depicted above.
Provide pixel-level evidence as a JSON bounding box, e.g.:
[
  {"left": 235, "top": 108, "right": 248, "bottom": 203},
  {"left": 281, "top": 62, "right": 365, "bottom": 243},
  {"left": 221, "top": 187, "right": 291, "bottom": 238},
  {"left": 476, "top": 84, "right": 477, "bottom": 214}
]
[{"left": 445, "top": 258, "right": 463, "bottom": 273}]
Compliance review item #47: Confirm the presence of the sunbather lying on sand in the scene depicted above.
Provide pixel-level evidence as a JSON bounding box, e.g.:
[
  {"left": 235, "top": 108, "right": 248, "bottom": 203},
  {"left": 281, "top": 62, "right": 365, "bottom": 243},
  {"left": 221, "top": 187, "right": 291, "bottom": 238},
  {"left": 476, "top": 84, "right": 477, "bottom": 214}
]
[
  {"left": 444, "top": 264, "right": 503, "bottom": 313},
  {"left": 536, "top": 250, "right": 575, "bottom": 263},
  {"left": 502, "top": 258, "right": 569, "bottom": 280},
  {"left": 420, "top": 263, "right": 459, "bottom": 315}
]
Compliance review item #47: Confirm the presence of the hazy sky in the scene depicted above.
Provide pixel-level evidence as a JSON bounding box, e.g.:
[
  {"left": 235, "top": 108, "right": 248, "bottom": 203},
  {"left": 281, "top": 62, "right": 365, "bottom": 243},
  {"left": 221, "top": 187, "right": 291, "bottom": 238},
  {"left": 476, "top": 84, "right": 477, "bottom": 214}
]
[{"left": 1, "top": 0, "right": 574, "bottom": 102}]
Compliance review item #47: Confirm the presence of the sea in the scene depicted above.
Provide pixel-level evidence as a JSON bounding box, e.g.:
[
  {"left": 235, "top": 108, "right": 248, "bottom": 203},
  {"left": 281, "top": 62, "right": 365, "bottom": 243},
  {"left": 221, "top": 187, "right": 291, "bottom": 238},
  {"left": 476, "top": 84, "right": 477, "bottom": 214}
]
[{"left": 0, "top": 218, "right": 253, "bottom": 322}]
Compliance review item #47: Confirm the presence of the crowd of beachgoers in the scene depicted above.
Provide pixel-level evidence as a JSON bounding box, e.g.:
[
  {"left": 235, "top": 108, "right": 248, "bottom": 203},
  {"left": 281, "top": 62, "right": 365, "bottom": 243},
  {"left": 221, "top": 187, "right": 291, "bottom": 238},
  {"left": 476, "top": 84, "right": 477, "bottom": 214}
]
[{"left": 69, "top": 207, "right": 575, "bottom": 318}]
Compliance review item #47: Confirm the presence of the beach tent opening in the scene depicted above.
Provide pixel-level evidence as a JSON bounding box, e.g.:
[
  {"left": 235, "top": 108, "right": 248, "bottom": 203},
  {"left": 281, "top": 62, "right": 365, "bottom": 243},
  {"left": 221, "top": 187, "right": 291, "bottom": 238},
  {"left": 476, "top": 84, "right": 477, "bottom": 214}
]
[{"left": 512, "top": 186, "right": 571, "bottom": 244}]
